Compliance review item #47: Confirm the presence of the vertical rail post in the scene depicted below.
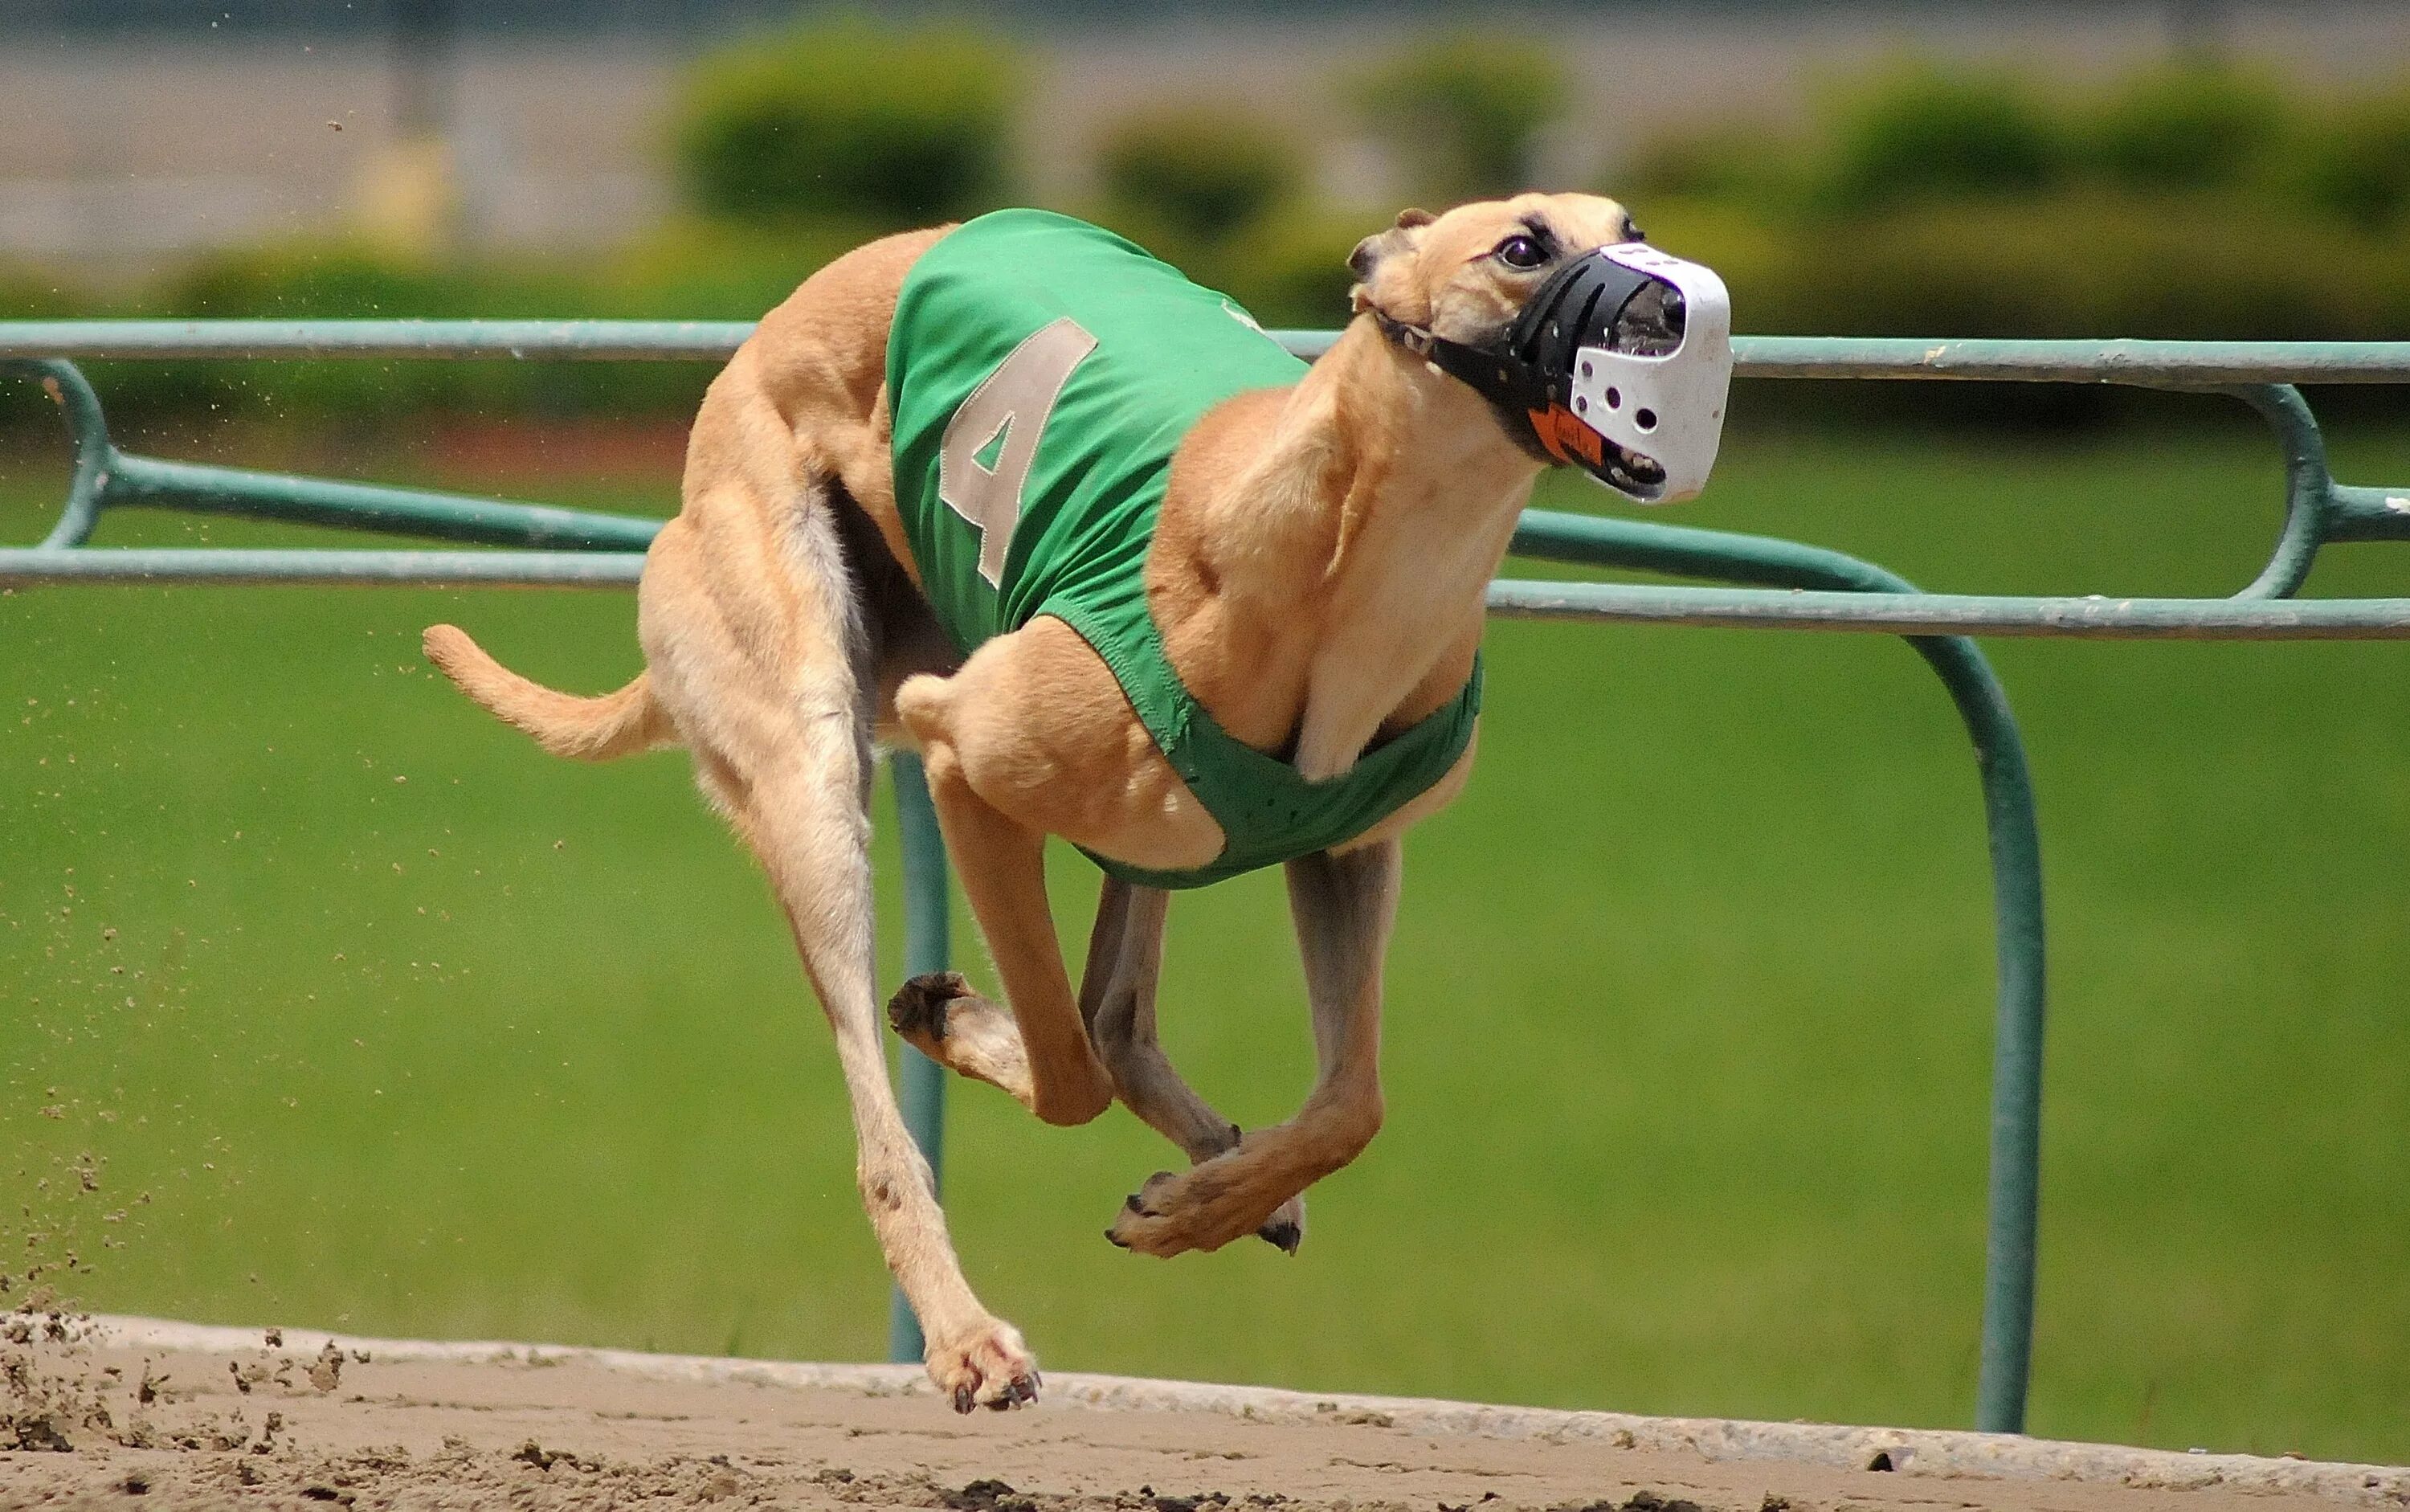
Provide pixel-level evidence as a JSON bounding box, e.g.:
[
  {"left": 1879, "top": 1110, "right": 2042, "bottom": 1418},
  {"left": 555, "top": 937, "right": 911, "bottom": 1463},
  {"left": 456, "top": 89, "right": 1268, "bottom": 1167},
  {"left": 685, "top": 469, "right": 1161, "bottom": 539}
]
[{"left": 886, "top": 753, "right": 951, "bottom": 1366}]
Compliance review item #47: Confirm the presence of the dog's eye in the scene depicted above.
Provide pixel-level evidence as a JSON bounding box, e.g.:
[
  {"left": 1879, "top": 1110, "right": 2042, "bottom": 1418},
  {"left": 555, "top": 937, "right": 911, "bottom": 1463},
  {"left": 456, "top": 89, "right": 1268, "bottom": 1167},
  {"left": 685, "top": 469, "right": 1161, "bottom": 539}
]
[{"left": 1493, "top": 234, "right": 1548, "bottom": 270}]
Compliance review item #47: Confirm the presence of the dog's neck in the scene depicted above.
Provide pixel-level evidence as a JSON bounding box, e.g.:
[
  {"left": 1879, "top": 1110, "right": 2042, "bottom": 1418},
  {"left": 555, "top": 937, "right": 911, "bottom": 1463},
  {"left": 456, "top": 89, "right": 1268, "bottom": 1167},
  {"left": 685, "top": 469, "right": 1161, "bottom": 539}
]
[{"left": 1148, "top": 315, "right": 1543, "bottom": 780}]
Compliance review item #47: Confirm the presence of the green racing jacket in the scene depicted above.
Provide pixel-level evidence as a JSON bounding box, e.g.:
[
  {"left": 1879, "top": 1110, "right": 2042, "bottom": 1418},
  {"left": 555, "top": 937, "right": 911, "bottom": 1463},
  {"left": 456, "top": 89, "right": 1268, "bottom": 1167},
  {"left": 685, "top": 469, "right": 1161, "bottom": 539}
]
[{"left": 887, "top": 209, "right": 1481, "bottom": 889}]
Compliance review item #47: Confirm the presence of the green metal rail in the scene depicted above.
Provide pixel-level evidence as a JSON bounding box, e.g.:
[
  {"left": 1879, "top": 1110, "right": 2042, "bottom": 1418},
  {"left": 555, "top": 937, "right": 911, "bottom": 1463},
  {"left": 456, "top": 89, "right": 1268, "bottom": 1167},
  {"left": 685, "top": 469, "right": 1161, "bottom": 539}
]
[{"left": 6, "top": 321, "right": 2408, "bottom": 1438}]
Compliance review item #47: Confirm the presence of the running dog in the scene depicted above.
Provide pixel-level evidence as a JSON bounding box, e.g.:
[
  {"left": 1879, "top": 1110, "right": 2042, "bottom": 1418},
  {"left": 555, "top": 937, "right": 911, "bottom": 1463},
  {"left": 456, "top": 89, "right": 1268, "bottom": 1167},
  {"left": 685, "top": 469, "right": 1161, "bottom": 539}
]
[{"left": 423, "top": 193, "right": 1697, "bottom": 1412}]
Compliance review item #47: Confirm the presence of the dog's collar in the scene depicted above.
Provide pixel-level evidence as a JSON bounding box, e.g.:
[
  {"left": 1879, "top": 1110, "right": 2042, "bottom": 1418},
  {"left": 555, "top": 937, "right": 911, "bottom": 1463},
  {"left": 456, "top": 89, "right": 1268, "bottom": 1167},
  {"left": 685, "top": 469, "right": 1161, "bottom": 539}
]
[
  {"left": 1367, "top": 309, "right": 1554, "bottom": 464},
  {"left": 1369, "top": 309, "right": 1533, "bottom": 406}
]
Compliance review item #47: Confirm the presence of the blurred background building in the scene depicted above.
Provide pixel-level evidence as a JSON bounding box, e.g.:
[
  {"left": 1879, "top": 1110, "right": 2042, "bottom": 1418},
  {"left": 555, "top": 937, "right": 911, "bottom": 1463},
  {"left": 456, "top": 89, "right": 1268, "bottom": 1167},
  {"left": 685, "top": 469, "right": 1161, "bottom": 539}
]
[
  {"left": 4, "top": 0, "right": 2408, "bottom": 426},
  {"left": 6, "top": 2, "right": 2408, "bottom": 272}
]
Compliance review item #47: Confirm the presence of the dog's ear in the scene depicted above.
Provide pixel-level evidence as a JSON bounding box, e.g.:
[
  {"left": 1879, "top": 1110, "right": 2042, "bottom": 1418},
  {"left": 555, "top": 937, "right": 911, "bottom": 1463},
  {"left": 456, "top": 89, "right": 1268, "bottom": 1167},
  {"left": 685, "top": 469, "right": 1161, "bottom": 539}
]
[{"left": 1348, "top": 208, "right": 1436, "bottom": 315}]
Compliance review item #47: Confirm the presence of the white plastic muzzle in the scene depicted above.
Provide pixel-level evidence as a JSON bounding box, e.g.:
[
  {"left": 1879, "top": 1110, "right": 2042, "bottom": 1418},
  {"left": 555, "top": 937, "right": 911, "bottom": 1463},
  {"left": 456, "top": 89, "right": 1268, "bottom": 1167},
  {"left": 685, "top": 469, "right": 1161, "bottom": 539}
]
[{"left": 1563, "top": 244, "right": 1733, "bottom": 504}]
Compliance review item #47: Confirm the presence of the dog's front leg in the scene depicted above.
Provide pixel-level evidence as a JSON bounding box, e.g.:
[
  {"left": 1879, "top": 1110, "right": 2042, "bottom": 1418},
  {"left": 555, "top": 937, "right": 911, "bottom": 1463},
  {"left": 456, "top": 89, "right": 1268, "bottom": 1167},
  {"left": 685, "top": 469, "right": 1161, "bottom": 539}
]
[
  {"left": 1084, "top": 878, "right": 1307, "bottom": 1253},
  {"left": 1107, "top": 840, "right": 1399, "bottom": 1257}
]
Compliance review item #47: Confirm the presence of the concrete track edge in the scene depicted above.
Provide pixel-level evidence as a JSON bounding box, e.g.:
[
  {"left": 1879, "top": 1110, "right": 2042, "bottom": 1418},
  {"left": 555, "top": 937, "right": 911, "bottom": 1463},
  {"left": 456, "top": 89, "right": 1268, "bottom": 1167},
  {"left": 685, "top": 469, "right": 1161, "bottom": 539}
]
[{"left": 88, "top": 1315, "right": 2406, "bottom": 1506}]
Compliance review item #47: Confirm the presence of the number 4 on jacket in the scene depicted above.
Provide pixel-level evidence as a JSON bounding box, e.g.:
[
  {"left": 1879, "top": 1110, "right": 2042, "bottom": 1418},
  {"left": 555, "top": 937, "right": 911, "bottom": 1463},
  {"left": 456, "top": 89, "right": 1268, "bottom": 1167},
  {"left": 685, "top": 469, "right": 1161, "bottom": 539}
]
[{"left": 937, "top": 317, "right": 1097, "bottom": 586}]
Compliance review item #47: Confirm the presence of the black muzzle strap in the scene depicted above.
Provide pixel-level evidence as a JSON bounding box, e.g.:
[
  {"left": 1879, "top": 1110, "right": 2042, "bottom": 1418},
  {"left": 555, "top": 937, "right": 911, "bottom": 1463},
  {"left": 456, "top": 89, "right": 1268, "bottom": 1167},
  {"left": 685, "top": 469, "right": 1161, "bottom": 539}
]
[
  {"left": 1370, "top": 310, "right": 1542, "bottom": 415},
  {"left": 1369, "top": 309, "right": 1557, "bottom": 465}
]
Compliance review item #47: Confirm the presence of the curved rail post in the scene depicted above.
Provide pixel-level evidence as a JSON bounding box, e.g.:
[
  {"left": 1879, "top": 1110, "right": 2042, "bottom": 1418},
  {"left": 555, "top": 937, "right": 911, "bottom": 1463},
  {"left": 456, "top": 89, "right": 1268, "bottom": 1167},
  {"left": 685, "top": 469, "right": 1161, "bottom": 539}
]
[
  {"left": 2229, "top": 384, "right": 2343, "bottom": 600},
  {"left": 0, "top": 358, "right": 115, "bottom": 548},
  {"left": 1505, "top": 510, "right": 2045, "bottom": 1434},
  {"left": 2226, "top": 382, "right": 2410, "bottom": 599}
]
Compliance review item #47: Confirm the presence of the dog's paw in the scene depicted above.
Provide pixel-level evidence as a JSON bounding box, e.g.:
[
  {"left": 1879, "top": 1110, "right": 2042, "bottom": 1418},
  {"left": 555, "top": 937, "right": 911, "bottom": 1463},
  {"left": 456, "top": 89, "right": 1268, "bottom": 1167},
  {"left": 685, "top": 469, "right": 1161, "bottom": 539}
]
[
  {"left": 887, "top": 973, "right": 1037, "bottom": 1109},
  {"left": 887, "top": 971, "right": 975, "bottom": 1042},
  {"left": 1105, "top": 1163, "right": 1284, "bottom": 1258},
  {"left": 924, "top": 1316, "right": 1040, "bottom": 1414},
  {"left": 1256, "top": 1194, "right": 1305, "bottom": 1255}
]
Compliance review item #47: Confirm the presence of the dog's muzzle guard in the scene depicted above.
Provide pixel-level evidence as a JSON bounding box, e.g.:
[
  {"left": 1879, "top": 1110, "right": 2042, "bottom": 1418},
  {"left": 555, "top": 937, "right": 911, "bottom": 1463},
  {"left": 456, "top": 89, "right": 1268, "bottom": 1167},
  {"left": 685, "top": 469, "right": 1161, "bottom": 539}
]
[{"left": 1375, "top": 242, "right": 1733, "bottom": 504}]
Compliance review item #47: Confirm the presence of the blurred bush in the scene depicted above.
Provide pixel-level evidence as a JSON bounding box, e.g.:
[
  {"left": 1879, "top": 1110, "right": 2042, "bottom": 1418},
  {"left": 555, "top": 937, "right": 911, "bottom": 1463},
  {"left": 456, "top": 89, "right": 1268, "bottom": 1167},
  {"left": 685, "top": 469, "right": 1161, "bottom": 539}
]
[
  {"left": 1211, "top": 206, "right": 1366, "bottom": 329},
  {"left": 1631, "top": 186, "right": 2410, "bottom": 428},
  {"left": 2302, "top": 88, "right": 2410, "bottom": 233},
  {"left": 1595, "top": 55, "right": 2410, "bottom": 427},
  {"left": 598, "top": 215, "right": 872, "bottom": 321},
  {"left": 1667, "top": 195, "right": 2410, "bottom": 341},
  {"left": 1073, "top": 199, "right": 1357, "bottom": 335},
  {"left": 12, "top": 47, "right": 2410, "bottom": 439},
  {"left": 1620, "top": 122, "right": 1803, "bottom": 208},
  {"left": 672, "top": 17, "right": 1020, "bottom": 228},
  {"left": 1346, "top": 33, "right": 1568, "bottom": 202},
  {"left": 1096, "top": 106, "right": 1299, "bottom": 244},
  {"left": 0, "top": 268, "right": 83, "bottom": 320},
  {"left": 1816, "top": 64, "right": 2066, "bottom": 211},
  {"left": 1078, "top": 101, "right": 1353, "bottom": 331},
  {"left": 2080, "top": 63, "right": 2291, "bottom": 190}
]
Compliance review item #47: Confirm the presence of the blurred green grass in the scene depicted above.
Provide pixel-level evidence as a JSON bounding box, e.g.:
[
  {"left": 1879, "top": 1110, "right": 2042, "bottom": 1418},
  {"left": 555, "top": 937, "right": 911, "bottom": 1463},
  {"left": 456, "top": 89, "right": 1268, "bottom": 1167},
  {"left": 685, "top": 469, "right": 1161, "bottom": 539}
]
[{"left": 4, "top": 407, "right": 2406, "bottom": 1464}]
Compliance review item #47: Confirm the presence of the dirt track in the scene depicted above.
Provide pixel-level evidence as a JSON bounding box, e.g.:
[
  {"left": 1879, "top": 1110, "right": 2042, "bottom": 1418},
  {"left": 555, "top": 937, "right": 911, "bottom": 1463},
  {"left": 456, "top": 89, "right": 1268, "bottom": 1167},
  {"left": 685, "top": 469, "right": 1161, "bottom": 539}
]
[{"left": 4, "top": 1316, "right": 2403, "bottom": 1511}]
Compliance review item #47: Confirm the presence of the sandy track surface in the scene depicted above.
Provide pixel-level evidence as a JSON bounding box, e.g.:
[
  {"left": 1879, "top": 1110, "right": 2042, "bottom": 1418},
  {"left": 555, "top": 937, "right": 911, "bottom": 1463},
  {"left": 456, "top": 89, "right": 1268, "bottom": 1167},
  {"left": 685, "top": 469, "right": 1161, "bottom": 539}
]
[{"left": 3, "top": 1315, "right": 2402, "bottom": 1511}]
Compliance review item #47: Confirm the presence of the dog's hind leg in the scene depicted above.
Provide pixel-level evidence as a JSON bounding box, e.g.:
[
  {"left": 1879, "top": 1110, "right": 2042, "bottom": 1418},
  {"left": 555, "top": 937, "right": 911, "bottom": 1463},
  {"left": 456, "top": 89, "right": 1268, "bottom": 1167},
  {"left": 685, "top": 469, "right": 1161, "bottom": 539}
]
[
  {"left": 899, "top": 742, "right": 1117, "bottom": 1128},
  {"left": 1082, "top": 879, "right": 1305, "bottom": 1253},
  {"left": 1105, "top": 840, "right": 1397, "bottom": 1257},
  {"left": 639, "top": 454, "right": 1037, "bottom": 1412}
]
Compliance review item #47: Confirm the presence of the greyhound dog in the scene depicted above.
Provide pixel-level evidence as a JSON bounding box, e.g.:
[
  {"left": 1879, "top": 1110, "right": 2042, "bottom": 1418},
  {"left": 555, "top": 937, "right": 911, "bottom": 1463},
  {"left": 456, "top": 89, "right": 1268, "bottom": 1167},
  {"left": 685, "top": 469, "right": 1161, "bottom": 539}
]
[{"left": 424, "top": 193, "right": 1663, "bottom": 1412}]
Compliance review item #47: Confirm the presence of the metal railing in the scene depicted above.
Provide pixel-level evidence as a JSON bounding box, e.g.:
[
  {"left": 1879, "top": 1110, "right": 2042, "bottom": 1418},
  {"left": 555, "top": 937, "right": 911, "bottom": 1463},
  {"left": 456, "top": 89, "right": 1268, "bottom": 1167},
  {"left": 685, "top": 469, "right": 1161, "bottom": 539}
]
[{"left": 6, "top": 320, "right": 2408, "bottom": 1439}]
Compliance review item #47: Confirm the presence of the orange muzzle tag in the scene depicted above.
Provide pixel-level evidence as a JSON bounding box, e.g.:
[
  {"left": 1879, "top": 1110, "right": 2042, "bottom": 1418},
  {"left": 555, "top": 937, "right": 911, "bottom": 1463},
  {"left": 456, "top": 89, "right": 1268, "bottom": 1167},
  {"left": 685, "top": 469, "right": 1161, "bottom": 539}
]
[{"left": 1526, "top": 405, "right": 1604, "bottom": 468}]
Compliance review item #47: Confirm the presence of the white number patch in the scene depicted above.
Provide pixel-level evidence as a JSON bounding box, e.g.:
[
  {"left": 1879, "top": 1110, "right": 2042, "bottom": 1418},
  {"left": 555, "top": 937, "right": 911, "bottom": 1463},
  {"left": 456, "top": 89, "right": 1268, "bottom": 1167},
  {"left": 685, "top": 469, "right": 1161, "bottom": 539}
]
[{"left": 938, "top": 317, "right": 1098, "bottom": 586}]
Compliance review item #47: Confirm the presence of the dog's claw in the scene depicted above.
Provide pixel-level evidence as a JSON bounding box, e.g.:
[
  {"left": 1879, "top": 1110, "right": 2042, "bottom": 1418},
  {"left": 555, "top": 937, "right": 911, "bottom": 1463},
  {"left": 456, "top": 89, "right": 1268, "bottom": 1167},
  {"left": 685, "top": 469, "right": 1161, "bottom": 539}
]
[
  {"left": 953, "top": 1385, "right": 975, "bottom": 1414},
  {"left": 976, "top": 1372, "right": 1040, "bottom": 1411},
  {"left": 1258, "top": 1219, "right": 1303, "bottom": 1254},
  {"left": 1119, "top": 1173, "right": 1174, "bottom": 1225}
]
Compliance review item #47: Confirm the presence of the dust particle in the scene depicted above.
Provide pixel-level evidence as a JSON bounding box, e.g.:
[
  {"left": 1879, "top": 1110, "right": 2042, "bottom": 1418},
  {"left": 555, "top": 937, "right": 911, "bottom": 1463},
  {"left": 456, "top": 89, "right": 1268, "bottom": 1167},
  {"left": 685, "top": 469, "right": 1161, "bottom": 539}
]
[{"left": 309, "top": 1339, "right": 344, "bottom": 1392}]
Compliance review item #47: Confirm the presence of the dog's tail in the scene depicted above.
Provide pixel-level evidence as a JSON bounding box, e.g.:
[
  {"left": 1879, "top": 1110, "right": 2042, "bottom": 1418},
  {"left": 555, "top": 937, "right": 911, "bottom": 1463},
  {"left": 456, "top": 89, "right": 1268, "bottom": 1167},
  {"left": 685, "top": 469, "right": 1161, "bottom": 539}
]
[{"left": 422, "top": 623, "right": 674, "bottom": 762}]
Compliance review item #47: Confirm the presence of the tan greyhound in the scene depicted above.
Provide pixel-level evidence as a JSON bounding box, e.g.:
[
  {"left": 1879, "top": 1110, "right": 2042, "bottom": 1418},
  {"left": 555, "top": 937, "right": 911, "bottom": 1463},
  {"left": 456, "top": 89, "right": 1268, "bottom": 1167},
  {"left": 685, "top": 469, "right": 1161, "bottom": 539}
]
[{"left": 424, "top": 193, "right": 1648, "bottom": 1412}]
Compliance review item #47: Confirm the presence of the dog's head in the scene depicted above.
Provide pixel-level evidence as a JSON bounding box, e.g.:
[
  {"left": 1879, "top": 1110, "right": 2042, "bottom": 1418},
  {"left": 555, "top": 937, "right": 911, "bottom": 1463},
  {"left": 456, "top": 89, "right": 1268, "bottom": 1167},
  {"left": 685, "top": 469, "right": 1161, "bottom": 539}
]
[
  {"left": 1347, "top": 193, "right": 1644, "bottom": 347},
  {"left": 1348, "top": 193, "right": 1732, "bottom": 504}
]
